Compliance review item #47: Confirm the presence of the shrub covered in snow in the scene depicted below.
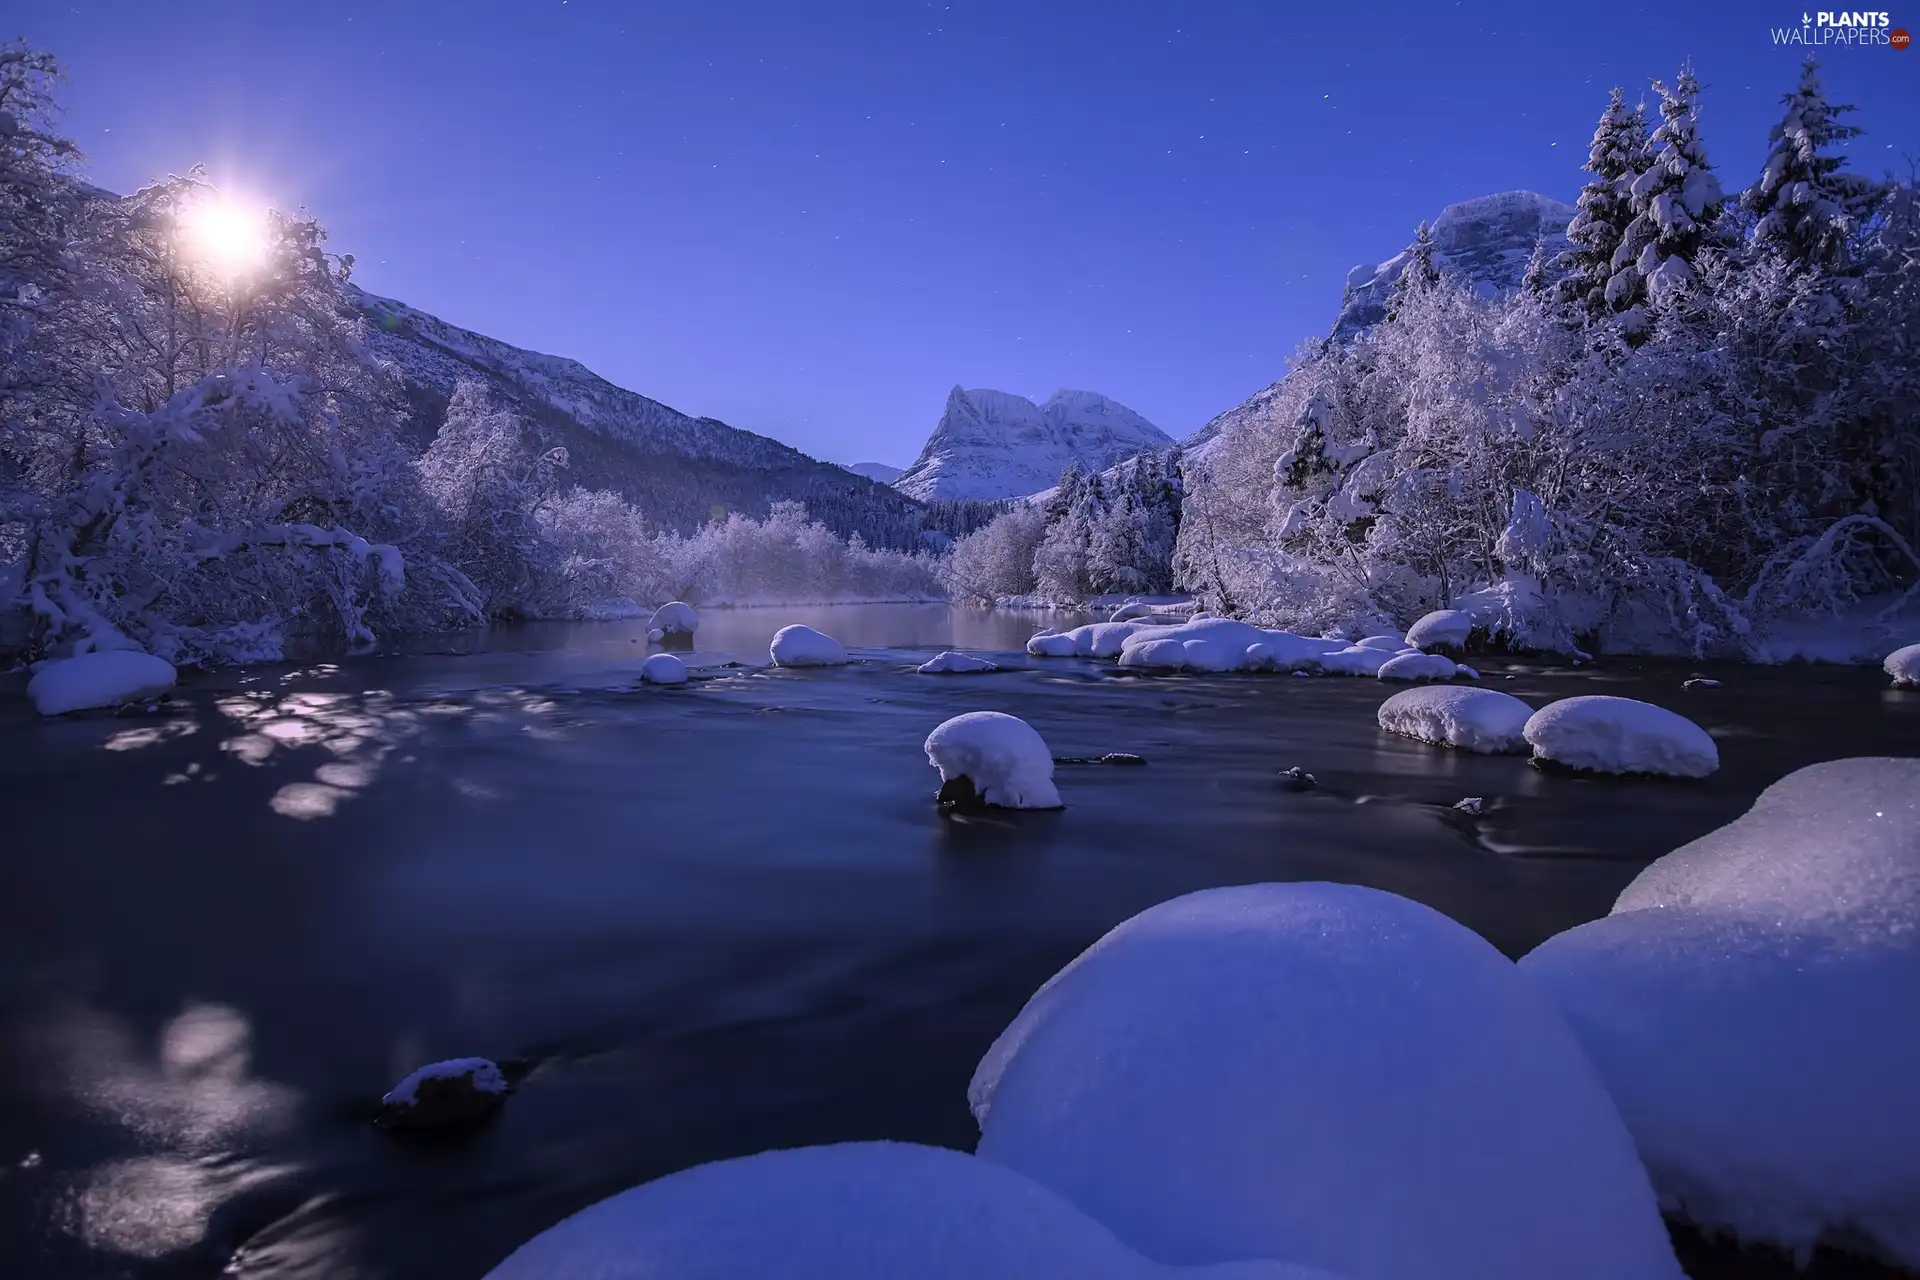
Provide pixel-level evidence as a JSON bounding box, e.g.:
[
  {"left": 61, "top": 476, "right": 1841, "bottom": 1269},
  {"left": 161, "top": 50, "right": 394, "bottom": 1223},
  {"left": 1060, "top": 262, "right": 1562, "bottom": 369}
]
[
  {"left": 1404, "top": 610, "right": 1473, "bottom": 651},
  {"left": 640, "top": 653, "right": 687, "bottom": 685},
  {"left": 1522, "top": 759, "right": 1920, "bottom": 1266},
  {"left": 971, "top": 882, "right": 1683, "bottom": 1280},
  {"left": 768, "top": 624, "right": 850, "bottom": 668},
  {"left": 649, "top": 601, "right": 698, "bottom": 638},
  {"left": 1375, "top": 652, "right": 1471, "bottom": 682},
  {"left": 1376, "top": 686, "right": 1532, "bottom": 753},
  {"left": 27, "top": 650, "right": 177, "bottom": 716},
  {"left": 924, "top": 712, "right": 1062, "bottom": 810},
  {"left": 1523, "top": 695, "right": 1718, "bottom": 777},
  {"left": 1886, "top": 643, "right": 1920, "bottom": 688},
  {"left": 919, "top": 650, "right": 998, "bottom": 674},
  {"left": 482, "top": 1141, "right": 1335, "bottom": 1280}
]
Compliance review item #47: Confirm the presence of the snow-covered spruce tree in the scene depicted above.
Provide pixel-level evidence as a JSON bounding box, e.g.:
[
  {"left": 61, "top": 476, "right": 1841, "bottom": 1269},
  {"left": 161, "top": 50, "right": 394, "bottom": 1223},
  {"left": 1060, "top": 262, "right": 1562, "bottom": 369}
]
[
  {"left": 0, "top": 45, "right": 80, "bottom": 399},
  {"left": 1748, "top": 57, "right": 1885, "bottom": 272},
  {"left": 1032, "top": 464, "right": 1103, "bottom": 602},
  {"left": 1612, "top": 62, "right": 1723, "bottom": 319},
  {"left": 1556, "top": 88, "right": 1650, "bottom": 319},
  {"left": 1383, "top": 222, "right": 1440, "bottom": 323},
  {"left": 1082, "top": 451, "right": 1181, "bottom": 595}
]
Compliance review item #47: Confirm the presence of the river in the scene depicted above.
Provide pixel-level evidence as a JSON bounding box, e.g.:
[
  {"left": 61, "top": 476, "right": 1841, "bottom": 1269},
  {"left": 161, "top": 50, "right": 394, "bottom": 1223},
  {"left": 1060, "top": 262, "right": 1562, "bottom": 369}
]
[{"left": 1, "top": 603, "right": 1914, "bottom": 1279}]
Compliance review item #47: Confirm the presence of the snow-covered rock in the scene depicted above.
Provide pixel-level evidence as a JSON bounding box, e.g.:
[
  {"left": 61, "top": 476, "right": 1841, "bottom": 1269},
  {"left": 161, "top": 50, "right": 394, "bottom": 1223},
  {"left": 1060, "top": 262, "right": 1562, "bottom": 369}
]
[
  {"left": 647, "top": 628, "right": 665, "bottom": 643},
  {"left": 1886, "top": 642, "right": 1920, "bottom": 688},
  {"left": 1115, "top": 618, "right": 1344, "bottom": 674},
  {"left": 649, "top": 601, "right": 698, "bottom": 638},
  {"left": 1354, "top": 634, "right": 1406, "bottom": 652},
  {"left": 894, "top": 387, "right": 1173, "bottom": 502},
  {"left": 27, "top": 650, "right": 177, "bottom": 716},
  {"left": 971, "top": 883, "right": 1682, "bottom": 1280},
  {"left": 641, "top": 653, "right": 687, "bottom": 685},
  {"left": 1404, "top": 609, "right": 1474, "bottom": 652},
  {"left": 1376, "top": 652, "right": 1470, "bottom": 682},
  {"left": 379, "top": 1057, "right": 508, "bottom": 1129},
  {"left": 919, "top": 650, "right": 999, "bottom": 674},
  {"left": 1521, "top": 759, "right": 1920, "bottom": 1266},
  {"left": 1316, "top": 645, "right": 1409, "bottom": 677},
  {"left": 1377, "top": 686, "right": 1532, "bottom": 753},
  {"left": 925, "top": 712, "right": 1062, "bottom": 810},
  {"left": 769, "top": 624, "right": 849, "bottom": 668},
  {"left": 1523, "top": 696, "right": 1718, "bottom": 777},
  {"left": 481, "top": 1141, "right": 1335, "bottom": 1280},
  {"left": 1109, "top": 601, "right": 1156, "bottom": 622},
  {"left": 1027, "top": 620, "right": 1164, "bottom": 659},
  {"left": 1027, "top": 629, "right": 1078, "bottom": 657}
]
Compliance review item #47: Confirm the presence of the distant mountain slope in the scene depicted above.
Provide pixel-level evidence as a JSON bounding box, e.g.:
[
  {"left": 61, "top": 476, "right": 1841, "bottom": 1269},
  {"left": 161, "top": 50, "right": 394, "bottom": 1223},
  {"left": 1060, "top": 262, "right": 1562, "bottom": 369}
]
[
  {"left": 349, "top": 287, "right": 928, "bottom": 544},
  {"left": 895, "top": 387, "right": 1172, "bottom": 502},
  {"left": 846, "top": 461, "right": 905, "bottom": 484}
]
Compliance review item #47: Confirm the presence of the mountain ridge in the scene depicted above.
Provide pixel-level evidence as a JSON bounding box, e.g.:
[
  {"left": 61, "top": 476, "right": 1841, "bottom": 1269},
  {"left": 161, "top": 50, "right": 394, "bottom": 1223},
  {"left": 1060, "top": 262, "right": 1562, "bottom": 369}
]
[{"left": 894, "top": 386, "right": 1172, "bottom": 502}]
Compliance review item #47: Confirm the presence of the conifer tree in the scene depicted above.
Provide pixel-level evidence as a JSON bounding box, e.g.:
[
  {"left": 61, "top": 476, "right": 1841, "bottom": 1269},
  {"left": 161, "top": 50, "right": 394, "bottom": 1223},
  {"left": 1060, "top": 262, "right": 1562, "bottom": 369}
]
[
  {"left": 1749, "top": 57, "right": 1884, "bottom": 270},
  {"left": 1385, "top": 222, "right": 1440, "bottom": 323},
  {"left": 1613, "top": 62, "right": 1723, "bottom": 314},
  {"left": 1556, "top": 89, "right": 1649, "bottom": 318}
]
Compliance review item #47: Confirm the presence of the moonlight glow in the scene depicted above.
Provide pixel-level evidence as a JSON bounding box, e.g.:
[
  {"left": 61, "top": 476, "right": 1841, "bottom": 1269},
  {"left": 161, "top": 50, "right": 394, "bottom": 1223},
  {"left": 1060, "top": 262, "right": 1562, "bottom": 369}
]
[{"left": 177, "top": 195, "right": 270, "bottom": 280}]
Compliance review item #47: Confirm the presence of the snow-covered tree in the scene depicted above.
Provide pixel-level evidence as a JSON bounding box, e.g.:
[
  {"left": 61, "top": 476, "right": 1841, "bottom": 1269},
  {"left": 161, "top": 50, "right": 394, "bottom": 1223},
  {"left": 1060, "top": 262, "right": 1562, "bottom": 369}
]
[
  {"left": 1748, "top": 57, "right": 1884, "bottom": 271},
  {"left": 1557, "top": 88, "right": 1650, "bottom": 318},
  {"left": 1385, "top": 222, "right": 1440, "bottom": 323},
  {"left": 1613, "top": 63, "right": 1723, "bottom": 316}
]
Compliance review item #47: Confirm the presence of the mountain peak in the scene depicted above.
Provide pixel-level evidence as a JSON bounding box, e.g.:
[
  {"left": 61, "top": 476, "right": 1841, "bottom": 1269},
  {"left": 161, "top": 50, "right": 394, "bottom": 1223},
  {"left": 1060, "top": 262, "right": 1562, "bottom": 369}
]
[{"left": 894, "top": 387, "right": 1170, "bottom": 502}]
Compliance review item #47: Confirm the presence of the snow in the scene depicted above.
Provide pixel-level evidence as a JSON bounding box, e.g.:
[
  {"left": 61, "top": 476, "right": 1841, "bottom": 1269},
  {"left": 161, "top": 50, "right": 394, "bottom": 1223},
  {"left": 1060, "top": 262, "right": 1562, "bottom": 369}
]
[
  {"left": 1026, "top": 620, "right": 1163, "bottom": 659},
  {"left": 382, "top": 1057, "right": 507, "bottom": 1108},
  {"left": 1521, "top": 759, "right": 1920, "bottom": 1266},
  {"left": 1376, "top": 652, "right": 1470, "bottom": 682},
  {"left": 649, "top": 601, "right": 698, "bottom": 636},
  {"left": 481, "top": 1141, "right": 1335, "bottom": 1280},
  {"left": 1376, "top": 686, "right": 1532, "bottom": 753},
  {"left": 1522, "top": 696, "right": 1719, "bottom": 777},
  {"left": 769, "top": 624, "right": 850, "bottom": 667},
  {"left": 1886, "top": 642, "right": 1920, "bottom": 687},
  {"left": 919, "top": 650, "right": 999, "bottom": 674},
  {"left": 1115, "top": 618, "right": 1344, "bottom": 674},
  {"left": 1027, "top": 629, "right": 1079, "bottom": 657},
  {"left": 895, "top": 387, "right": 1173, "bottom": 502},
  {"left": 924, "top": 712, "right": 1062, "bottom": 810},
  {"left": 1404, "top": 610, "right": 1474, "bottom": 651},
  {"left": 641, "top": 653, "right": 687, "bottom": 684},
  {"left": 970, "top": 883, "right": 1681, "bottom": 1280},
  {"left": 1109, "top": 600, "right": 1155, "bottom": 622},
  {"left": 1316, "top": 645, "right": 1408, "bottom": 677},
  {"left": 1354, "top": 634, "right": 1406, "bottom": 652},
  {"left": 28, "top": 650, "right": 177, "bottom": 716},
  {"left": 647, "top": 628, "right": 664, "bottom": 643}
]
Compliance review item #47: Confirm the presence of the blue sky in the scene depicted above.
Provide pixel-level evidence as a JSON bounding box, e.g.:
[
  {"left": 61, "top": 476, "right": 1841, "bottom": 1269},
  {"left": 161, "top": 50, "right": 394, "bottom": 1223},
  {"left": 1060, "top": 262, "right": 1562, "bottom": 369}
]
[{"left": 15, "top": 1, "right": 1917, "bottom": 465}]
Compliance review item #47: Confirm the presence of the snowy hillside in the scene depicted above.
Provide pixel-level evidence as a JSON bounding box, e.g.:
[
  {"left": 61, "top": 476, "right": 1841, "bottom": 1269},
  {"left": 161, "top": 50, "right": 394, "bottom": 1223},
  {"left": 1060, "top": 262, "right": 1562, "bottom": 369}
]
[
  {"left": 894, "top": 387, "right": 1172, "bottom": 502},
  {"left": 846, "top": 462, "right": 905, "bottom": 484},
  {"left": 350, "top": 288, "right": 927, "bottom": 542}
]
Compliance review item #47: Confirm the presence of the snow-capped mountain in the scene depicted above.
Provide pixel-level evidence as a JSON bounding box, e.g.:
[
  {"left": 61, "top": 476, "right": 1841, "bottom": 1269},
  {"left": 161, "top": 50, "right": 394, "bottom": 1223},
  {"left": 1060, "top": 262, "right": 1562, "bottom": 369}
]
[
  {"left": 1183, "top": 190, "right": 1573, "bottom": 455},
  {"left": 350, "top": 287, "right": 927, "bottom": 543},
  {"left": 1334, "top": 190, "right": 1574, "bottom": 334},
  {"left": 894, "top": 387, "right": 1173, "bottom": 502},
  {"left": 845, "top": 462, "right": 905, "bottom": 484}
]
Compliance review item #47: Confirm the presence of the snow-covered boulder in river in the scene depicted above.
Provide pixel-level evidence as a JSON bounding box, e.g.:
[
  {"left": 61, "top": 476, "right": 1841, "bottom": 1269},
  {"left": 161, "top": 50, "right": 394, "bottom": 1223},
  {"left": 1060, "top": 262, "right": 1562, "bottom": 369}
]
[
  {"left": 649, "top": 602, "right": 698, "bottom": 645},
  {"left": 925, "top": 712, "right": 1062, "bottom": 810},
  {"left": 894, "top": 387, "right": 1172, "bottom": 502},
  {"left": 1377, "top": 686, "right": 1532, "bottom": 753},
  {"left": 1116, "top": 618, "right": 1343, "bottom": 674},
  {"left": 919, "top": 650, "right": 998, "bottom": 674},
  {"left": 1404, "top": 610, "right": 1474, "bottom": 653},
  {"left": 28, "top": 650, "right": 177, "bottom": 716},
  {"left": 1522, "top": 758, "right": 1920, "bottom": 1267},
  {"left": 379, "top": 1057, "right": 509, "bottom": 1130},
  {"left": 481, "top": 1140, "right": 1336, "bottom": 1280},
  {"left": 1376, "top": 652, "right": 1474, "bottom": 683},
  {"left": 769, "top": 624, "right": 849, "bottom": 668},
  {"left": 970, "top": 882, "right": 1682, "bottom": 1280},
  {"left": 641, "top": 653, "right": 687, "bottom": 685},
  {"left": 1886, "top": 643, "right": 1920, "bottom": 688},
  {"left": 1523, "top": 696, "right": 1718, "bottom": 777}
]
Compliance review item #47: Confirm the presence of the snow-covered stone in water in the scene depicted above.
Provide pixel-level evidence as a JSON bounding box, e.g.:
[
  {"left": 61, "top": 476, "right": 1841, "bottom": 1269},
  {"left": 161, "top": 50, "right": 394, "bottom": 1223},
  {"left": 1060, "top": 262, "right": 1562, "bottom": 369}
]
[
  {"left": 1886, "top": 643, "right": 1920, "bottom": 689},
  {"left": 919, "top": 650, "right": 998, "bottom": 674},
  {"left": 1318, "top": 645, "right": 1406, "bottom": 677},
  {"left": 1523, "top": 696, "right": 1718, "bottom": 777},
  {"left": 1453, "top": 796, "right": 1485, "bottom": 815},
  {"left": 1028, "top": 630, "right": 1079, "bottom": 657},
  {"left": 925, "top": 712, "right": 1061, "bottom": 810},
  {"left": 1354, "top": 634, "right": 1406, "bottom": 652},
  {"left": 769, "top": 624, "right": 849, "bottom": 667},
  {"left": 482, "top": 1140, "right": 1336, "bottom": 1280},
  {"left": 1522, "top": 759, "right": 1920, "bottom": 1266},
  {"left": 1376, "top": 652, "right": 1467, "bottom": 682},
  {"left": 1404, "top": 610, "right": 1474, "bottom": 652},
  {"left": 1681, "top": 677, "right": 1720, "bottom": 691},
  {"left": 641, "top": 653, "right": 687, "bottom": 685},
  {"left": 649, "top": 601, "right": 698, "bottom": 645},
  {"left": 28, "top": 650, "right": 177, "bottom": 716},
  {"left": 379, "top": 1057, "right": 508, "bottom": 1129},
  {"left": 1032, "top": 620, "right": 1165, "bottom": 659},
  {"left": 1109, "top": 600, "right": 1155, "bottom": 622},
  {"left": 647, "top": 628, "right": 664, "bottom": 643},
  {"left": 1116, "top": 618, "right": 1341, "bottom": 674},
  {"left": 1377, "top": 686, "right": 1531, "bottom": 753},
  {"left": 972, "top": 883, "right": 1682, "bottom": 1280}
]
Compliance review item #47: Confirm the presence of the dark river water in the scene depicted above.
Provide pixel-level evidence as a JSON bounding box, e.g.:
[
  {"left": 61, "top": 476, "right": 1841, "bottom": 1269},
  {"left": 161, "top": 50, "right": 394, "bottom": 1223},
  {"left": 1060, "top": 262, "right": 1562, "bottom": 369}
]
[{"left": 2, "top": 604, "right": 1915, "bottom": 1280}]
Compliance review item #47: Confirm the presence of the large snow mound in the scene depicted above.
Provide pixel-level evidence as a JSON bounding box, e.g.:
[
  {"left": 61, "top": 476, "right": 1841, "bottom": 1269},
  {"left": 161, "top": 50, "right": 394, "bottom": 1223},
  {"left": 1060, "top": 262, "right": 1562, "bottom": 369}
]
[
  {"left": 1115, "top": 618, "right": 1344, "bottom": 674},
  {"left": 925, "top": 712, "right": 1062, "bottom": 810},
  {"left": 1886, "top": 643, "right": 1920, "bottom": 688},
  {"left": 1523, "top": 696, "right": 1718, "bottom": 777},
  {"left": 971, "top": 883, "right": 1681, "bottom": 1280},
  {"left": 769, "top": 624, "right": 850, "bottom": 667},
  {"left": 919, "top": 650, "right": 999, "bottom": 674},
  {"left": 649, "top": 601, "right": 698, "bottom": 635},
  {"left": 482, "top": 1141, "right": 1335, "bottom": 1280},
  {"left": 641, "top": 653, "right": 687, "bottom": 685},
  {"left": 1522, "top": 759, "right": 1920, "bottom": 1266},
  {"left": 1028, "top": 620, "right": 1164, "bottom": 659},
  {"left": 1376, "top": 686, "right": 1532, "bottom": 753},
  {"left": 1316, "top": 645, "right": 1410, "bottom": 677},
  {"left": 1404, "top": 609, "right": 1474, "bottom": 651},
  {"left": 28, "top": 650, "right": 177, "bottom": 716},
  {"left": 1375, "top": 652, "right": 1470, "bottom": 682}
]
